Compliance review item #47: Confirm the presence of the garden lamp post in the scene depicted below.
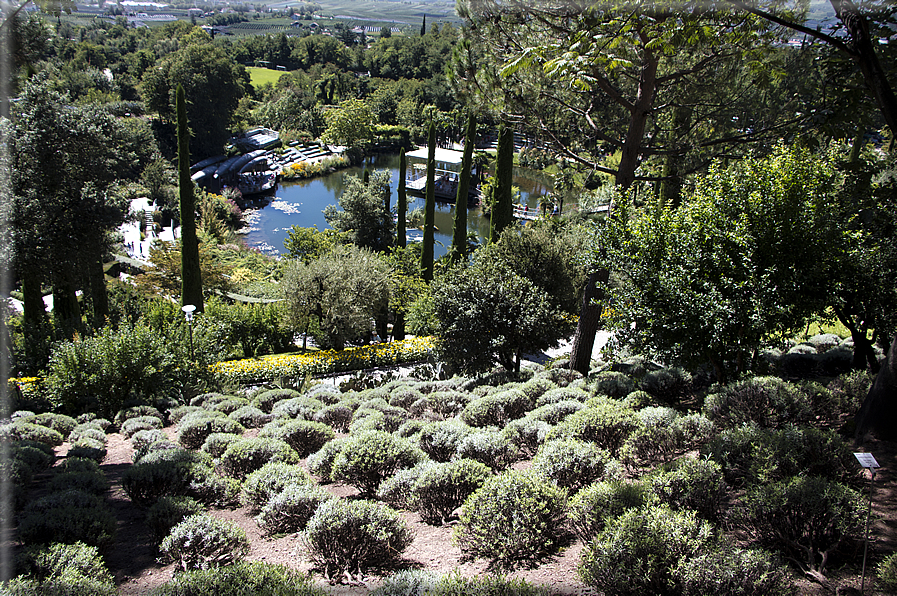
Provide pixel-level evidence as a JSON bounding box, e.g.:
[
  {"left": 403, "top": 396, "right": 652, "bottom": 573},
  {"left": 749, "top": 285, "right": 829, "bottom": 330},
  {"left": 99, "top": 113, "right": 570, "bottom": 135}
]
[{"left": 182, "top": 304, "right": 196, "bottom": 361}]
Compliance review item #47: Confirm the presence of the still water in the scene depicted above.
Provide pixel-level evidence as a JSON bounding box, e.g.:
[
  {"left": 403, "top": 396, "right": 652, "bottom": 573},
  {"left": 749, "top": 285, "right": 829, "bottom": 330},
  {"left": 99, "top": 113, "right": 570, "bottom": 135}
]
[{"left": 240, "top": 153, "right": 553, "bottom": 259}]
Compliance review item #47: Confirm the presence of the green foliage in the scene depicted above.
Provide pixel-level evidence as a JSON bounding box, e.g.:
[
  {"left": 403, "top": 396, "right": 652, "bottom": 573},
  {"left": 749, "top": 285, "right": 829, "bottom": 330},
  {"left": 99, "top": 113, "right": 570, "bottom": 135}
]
[
  {"left": 313, "top": 404, "right": 354, "bottom": 432},
  {"left": 501, "top": 417, "right": 551, "bottom": 458},
  {"left": 258, "top": 420, "right": 335, "bottom": 458},
  {"left": 252, "top": 388, "right": 301, "bottom": 413},
  {"left": 649, "top": 458, "right": 726, "bottom": 521},
  {"left": 9, "top": 541, "right": 116, "bottom": 596},
  {"left": 567, "top": 480, "right": 653, "bottom": 542},
  {"left": 114, "top": 405, "right": 164, "bottom": 426},
  {"left": 531, "top": 438, "right": 614, "bottom": 492},
  {"left": 461, "top": 389, "right": 533, "bottom": 428},
  {"left": 455, "top": 429, "right": 518, "bottom": 471},
  {"left": 306, "top": 438, "right": 348, "bottom": 482},
  {"left": 455, "top": 471, "right": 567, "bottom": 567},
  {"left": 377, "top": 461, "right": 438, "bottom": 510},
  {"left": 219, "top": 437, "right": 300, "bottom": 480},
  {"left": 592, "top": 372, "right": 636, "bottom": 399},
  {"left": 160, "top": 514, "right": 250, "bottom": 572},
  {"left": 18, "top": 492, "right": 117, "bottom": 549},
  {"left": 703, "top": 376, "right": 814, "bottom": 429},
  {"left": 640, "top": 368, "right": 692, "bottom": 403},
  {"left": 372, "top": 570, "right": 553, "bottom": 596},
  {"left": 27, "top": 413, "right": 78, "bottom": 439},
  {"left": 578, "top": 505, "right": 714, "bottom": 596},
  {"left": 256, "top": 484, "right": 333, "bottom": 535},
  {"left": 228, "top": 405, "right": 269, "bottom": 429},
  {"left": 323, "top": 170, "right": 394, "bottom": 252},
  {"left": 120, "top": 415, "right": 163, "bottom": 438},
  {"left": 178, "top": 414, "right": 246, "bottom": 450},
  {"left": 738, "top": 476, "right": 865, "bottom": 572},
  {"left": 321, "top": 98, "right": 374, "bottom": 148},
  {"left": 303, "top": 498, "right": 413, "bottom": 578},
  {"left": 240, "top": 461, "right": 312, "bottom": 512},
  {"left": 413, "top": 459, "right": 492, "bottom": 525},
  {"left": 2, "top": 422, "right": 64, "bottom": 447},
  {"left": 47, "top": 471, "right": 108, "bottom": 496},
  {"left": 145, "top": 496, "right": 205, "bottom": 543},
  {"left": 877, "top": 552, "right": 897, "bottom": 592},
  {"left": 122, "top": 448, "right": 213, "bottom": 506},
  {"left": 418, "top": 420, "right": 474, "bottom": 462},
  {"left": 149, "top": 561, "right": 325, "bottom": 596},
  {"left": 674, "top": 546, "right": 796, "bottom": 596},
  {"left": 45, "top": 325, "right": 173, "bottom": 417},
  {"left": 548, "top": 398, "right": 638, "bottom": 456},
  {"left": 330, "top": 430, "right": 426, "bottom": 496}
]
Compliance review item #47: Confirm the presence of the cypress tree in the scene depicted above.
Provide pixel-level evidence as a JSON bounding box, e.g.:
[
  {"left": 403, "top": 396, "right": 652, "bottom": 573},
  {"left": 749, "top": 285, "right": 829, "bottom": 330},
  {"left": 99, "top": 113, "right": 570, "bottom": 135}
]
[
  {"left": 420, "top": 15, "right": 426, "bottom": 36},
  {"left": 177, "top": 84, "right": 204, "bottom": 313},
  {"left": 489, "top": 124, "right": 514, "bottom": 243},
  {"left": 396, "top": 148, "right": 407, "bottom": 249},
  {"left": 421, "top": 121, "right": 436, "bottom": 282},
  {"left": 450, "top": 111, "right": 476, "bottom": 263}
]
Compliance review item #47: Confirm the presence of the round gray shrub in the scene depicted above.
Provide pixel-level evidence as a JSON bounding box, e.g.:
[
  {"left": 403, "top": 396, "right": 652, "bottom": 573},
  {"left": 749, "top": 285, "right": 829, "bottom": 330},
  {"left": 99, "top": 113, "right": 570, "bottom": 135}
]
[
  {"left": 703, "top": 376, "right": 813, "bottom": 429},
  {"left": 424, "top": 390, "right": 471, "bottom": 418},
  {"left": 455, "top": 471, "right": 567, "bottom": 567},
  {"left": 531, "top": 438, "right": 614, "bottom": 491},
  {"left": 178, "top": 415, "right": 245, "bottom": 450},
  {"left": 548, "top": 397, "right": 638, "bottom": 457},
  {"left": 535, "top": 387, "right": 589, "bottom": 407},
  {"left": 271, "top": 396, "right": 326, "bottom": 421},
  {"left": 418, "top": 420, "right": 474, "bottom": 462},
  {"left": 396, "top": 419, "right": 425, "bottom": 438},
  {"left": 228, "top": 405, "right": 269, "bottom": 429},
  {"left": 313, "top": 404, "right": 353, "bottom": 432},
  {"left": 10, "top": 541, "right": 115, "bottom": 596},
  {"left": 455, "top": 429, "right": 518, "bottom": 471},
  {"left": 200, "top": 432, "right": 241, "bottom": 458},
  {"left": 674, "top": 546, "right": 796, "bottom": 596},
  {"left": 592, "top": 371, "right": 636, "bottom": 399},
  {"left": 160, "top": 514, "right": 249, "bottom": 572},
  {"left": 3, "top": 422, "right": 64, "bottom": 447},
  {"left": 145, "top": 495, "right": 205, "bottom": 542},
  {"left": 148, "top": 561, "right": 325, "bottom": 596},
  {"left": 649, "top": 458, "right": 726, "bottom": 521},
  {"left": 114, "top": 405, "right": 164, "bottom": 426},
  {"left": 578, "top": 505, "right": 714, "bottom": 596},
  {"left": 122, "top": 448, "right": 213, "bottom": 505},
  {"left": 120, "top": 415, "right": 163, "bottom": 438},
  {"left": 67, "top": 439, "right": 107, "bottom": 462},
  {"left": 240, "top": 461, "right": 312, "bottom": 511},
  {"left": 207, "top": 397, "right": 250, "bottom": 415},
  {"left": 168, "top": 406, "right": 202, "bottom": 425},
  {"left": 567, "top": 479, "right": 653, "bottom": 541},
  {"left": 131, "top": 429, "right": 167, "bottom": 452},
  {"left": 134, "top": 439, "right": 179, "bottom": 464},
  {"left": 29, "top": 413, "right": 78, "bottom": 439},
  {"left": 620, "top": 406, "right": 681, "bottom": 464},
  {"left": 331, "top": 430, "right": 426, "bottom": 496},
  {"left": 376, "top": 461, "right": 438, "bottom": 510},
  {"left": 413, "top": 458, "right": 491, "bottom": 525},
  {"left": 256, "top": 484, "right": 333, "bottom": 535},
  {"left": 388, "top": 387, "right": 425, "bottom": 410},
  {"left": 461, "top": 390, "right": 533, "bottom": 428},
  {"left": 501, "top": 417, "right": 551, "bottom": 457},
  {"left": 306, "top": 438, "right": 349, "bottom": 482},
  {"left": 258, "top": 419, "right": 335, "bottom": 458},
  {"left": 303, "top": 498, "right": 413, "bottom": 578},
  {"left": 252, "top": 388, "right": 302, "bottom": 413},
  {"left": 519, "top": 378, "right": 557, "bottom": 403},
  {"left": 526, "top": 400, "right": 585, "bottom": 424},
  {"left": 621, "top": 390, "right": 653, "bottom": 409},
  {"left": 219, "top": 437, "right": 299, "bottom": 479}
]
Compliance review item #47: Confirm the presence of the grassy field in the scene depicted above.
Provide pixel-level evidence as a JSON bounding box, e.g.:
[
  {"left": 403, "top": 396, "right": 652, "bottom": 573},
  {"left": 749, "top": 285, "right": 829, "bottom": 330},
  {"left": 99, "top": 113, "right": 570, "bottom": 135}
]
[{"left": 247, "top": 66, "right": 289, "bottom": 89}]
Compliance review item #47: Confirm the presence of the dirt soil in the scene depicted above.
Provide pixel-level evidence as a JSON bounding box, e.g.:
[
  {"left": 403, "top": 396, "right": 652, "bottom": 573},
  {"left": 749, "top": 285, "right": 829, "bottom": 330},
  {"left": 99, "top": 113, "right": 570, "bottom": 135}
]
[{"left": 33, "top": 427, "right": 897, "bottom": 595}]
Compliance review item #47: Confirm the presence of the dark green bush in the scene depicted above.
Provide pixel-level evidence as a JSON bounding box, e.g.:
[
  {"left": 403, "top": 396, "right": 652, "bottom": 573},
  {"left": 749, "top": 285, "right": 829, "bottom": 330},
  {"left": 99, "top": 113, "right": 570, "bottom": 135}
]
[
  {"left": 640, "top": 368, "right": 691, "bottom": 403},
  {"left": 592, "top": 371, "right": 636, "bottom": 399},
  {"left": 47, "top": 471, "right": 109, "bottom": 495},
  {"left": 519, "top": 378, "right": 557, "bottom": 403},
  {"left": 306, "top": 438, "right": 348, "bottom": 482},
  {"left": 674, "top": 546, "right": 796, "bottom": 596},
  {"left": 422, "top": 390, "right": 471, "bottom": 418},
  {"left": 567, "top": 480, "right": 653, "bottom": 541},
  {"left": 66, "top": 440, "right": 107, "bottom": 461},
  {"left": 413, "top": 459, "right": 491, "bottom": 525},
  {"left": 649, "top": 458, "right": 726, "bottom": 521},
  {"left": 461, "top": 390, "right": 532, "bottom": 428},
  {"left": 228, "top": 405, "right": 269, "bottom": 429},
  {"left": 578, "top": 505, "right": 714, "bottom": 596},
  {"left": 256, "top": 484, "right": 332, "bottom": 535},
  {"left": 531, "top": 438, "right": 615, "bottom": 491},
  {"left": 145, "top": 496, "right": 205, "bottom": 542},
  {"left": 12, "top": 443, "right": 54, "bottom": 473},
  {"left": 330, "top": 430, "right": 426, "bottom": 496},
  {"left": 150, "top": 561, "right": 324, "bottom": 596},
  {"left": 827, "top": 369, "right": 874, "bottom": 414},
  {"left": 186, "top": 473, "right": 242, "bottom": 508},
  {"left": 525, "top": 400, "right": 584, "bottom": 425},
  {"left": 738, "top": 476, "right": 864, "bottom": 572},
  {"left": 455, "top": 429, "right": 518, "bottom": 471},
  {"left": 703, "top": 376, "right": 813, "bottom": 429},
  {"left": 134, "top": 439, "right": 179, "bottom": 463},
  {"left": 418, "top": 420, "right": 474, "bottom": 462},
  {"left": 376, "top": 461, "right": 437, "bottom": 510},
  {"left": 303, "top": 498, "right": 413, "bottom": 579},
  {"left": 208, "top": 397, "right": 251, "bottom": 415},
  {"left": 240, "top": 461, "right": 312, "bottom": 511},
  {"left": 877, "top": 552, "right": 897, "bottom": 593},
  {"left": 251, "top": 388, "right": 302, "bottom": 413},
  {"left": 4, "top": 575, "right": 116, "bottom": 596},
  {"left": 200, "top": 432, "right": 241, "bottom": 458},
  {"left": 258, "top": 420, "right": 335, "bottom": 458},
  {"left": 455, "top": 471, "right": 567, "bottom": 567},
  {"left": 120, "top": 415, "right": 164, "bottom": 438},
  {"left": 534, "top": 387, "right": 589, "bottom": 407},
  {"left": 548, "top": 398, "right": 637, "bottom": 456},
  {"left": 501, "top": 418, "right": 551, "bottom": 458},
  {"left": 190, "top": 392, "right": 228, "bottom": 408},
  {"left": 18, "top": 499, "right": 116, "bottom": 549},
  {"left": 313, "top": 404, "right": 353, "bottom": 432},
  {"left": 178, "top": 415, "right": 245, "bottom": 450},
  {"left": 388, "top": 387, "right": 424, "bottom": 410},
  {"left": 396, "top": 419, "right": 425, "bottom": 438},
  {"left": 219, "top": 437, "right": 299, "bottom": 479},
  {"left": 122, "top": 448, "right": 213, "bottom": 505},
  {"left": 372, "top": 570, "right": 553, "bottom": 596},
  {"left": 621, "top": 390, "right": 653, "bottom": 409},
  {"left": 169, "top": 406, "right": 203, "bottom": 425},
  {"left": 9, "top": 541, "right": 115, "bottom": 596},
  {"left": 160, "top": 514, "right": 250, "bottom": 572}
]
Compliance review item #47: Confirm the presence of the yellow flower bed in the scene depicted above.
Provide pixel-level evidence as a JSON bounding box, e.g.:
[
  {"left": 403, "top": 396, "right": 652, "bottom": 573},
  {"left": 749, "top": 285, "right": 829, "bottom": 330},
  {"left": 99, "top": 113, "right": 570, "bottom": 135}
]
[
  {"left": 7, "top": 377, "right": 42, "bottom": 402},
  {"left": 210, "top": 336, "right": 436, "bottom": 384}
]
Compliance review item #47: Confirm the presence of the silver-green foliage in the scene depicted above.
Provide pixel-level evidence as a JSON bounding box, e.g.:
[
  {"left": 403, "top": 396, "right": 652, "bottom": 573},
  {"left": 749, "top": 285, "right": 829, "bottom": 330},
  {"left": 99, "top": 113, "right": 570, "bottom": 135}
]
[
  {"left": 256, "top": 484, "right": 333, "bottom": 535},
  {"left": 567, "top": 480, "right": 653, "bottom": 541},
  {"left": 240, "top": 461, "right": 312, "bottom": 512},
  {"left": 531, "top": 438, "right": 614, "bottom": 491},
  {"left": 330, "top": 430, "right": 425, "bottom": 496},
  {"left": 161, "top": 514, "right": 249, "bottom": 572},
  {"left": 413, "top": 459, "right": 491, "bottom": 525}
]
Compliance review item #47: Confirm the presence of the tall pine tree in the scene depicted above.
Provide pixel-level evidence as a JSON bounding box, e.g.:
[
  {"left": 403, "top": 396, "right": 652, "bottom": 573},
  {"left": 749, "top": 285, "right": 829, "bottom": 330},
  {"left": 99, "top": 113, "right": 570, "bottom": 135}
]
[
  {"left": 177, "top": 84, "right": 203, "bottom": 312},
  {"left": 397, "top": 148, "right": 407, "bottom": 249},
  {"left": 450, "top": 112, "right": 476, "bottom": 263},
  {"left": 421, "top": 122, "right": 436, "bottom": 282},
  {"left": 489, "top": 124, "right": 514, "bottom": 243}
]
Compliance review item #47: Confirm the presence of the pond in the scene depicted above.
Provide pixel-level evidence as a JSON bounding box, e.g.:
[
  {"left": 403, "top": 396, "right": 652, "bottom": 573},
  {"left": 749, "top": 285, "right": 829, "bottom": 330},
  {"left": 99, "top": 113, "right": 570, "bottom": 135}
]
[{"left": 240, "top": 152, "right": 554, "bottom": 259}]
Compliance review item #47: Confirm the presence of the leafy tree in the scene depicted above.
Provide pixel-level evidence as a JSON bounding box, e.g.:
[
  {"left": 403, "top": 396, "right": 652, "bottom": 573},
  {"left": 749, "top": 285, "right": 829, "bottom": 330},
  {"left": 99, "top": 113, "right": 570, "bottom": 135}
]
[
  {"left": 280, "top": 245, "right": 389, "bottom": 350},
  {"left": 602, "top": 146, "right": 842, "bottom": 381},
  {"left": 323, "top": 170, "right": 394, "bottom": 252},
  {"left": 432, "top": 257, "right": 571, "bottom": 374},
  {"left": 383, "top": 245, "right": 426, "bottom": 341},
  {"left": 135, "top": 241, "right": 232, "bottom": 299},
  {"left": 283, "top": 226, "right": 346, "bottom": 264},
  {"left": 177, "top": 85, "right": 203, "bottom": 313},
  {"left": 141, "top": 41, "right": 246, "bottom": 158},
  {"left": 321, "top": 98, "right": 374, "bottom": 148},
  {"left": 421, "top": 122, "right": 436, "bottom": 281}
]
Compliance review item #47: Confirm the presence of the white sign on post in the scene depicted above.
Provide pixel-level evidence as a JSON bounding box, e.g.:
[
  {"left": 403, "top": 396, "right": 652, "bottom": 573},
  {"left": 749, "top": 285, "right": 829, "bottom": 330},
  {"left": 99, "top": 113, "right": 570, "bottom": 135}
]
[{"left": 854, "top": 453, "right": 880, "bottom": 470}]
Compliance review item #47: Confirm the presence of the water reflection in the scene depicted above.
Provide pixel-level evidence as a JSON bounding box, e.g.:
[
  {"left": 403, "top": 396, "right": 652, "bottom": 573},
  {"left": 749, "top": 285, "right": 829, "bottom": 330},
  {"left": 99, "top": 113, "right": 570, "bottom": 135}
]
[{"left": 241, "top": 153, "right": 551, "bottom": 259}]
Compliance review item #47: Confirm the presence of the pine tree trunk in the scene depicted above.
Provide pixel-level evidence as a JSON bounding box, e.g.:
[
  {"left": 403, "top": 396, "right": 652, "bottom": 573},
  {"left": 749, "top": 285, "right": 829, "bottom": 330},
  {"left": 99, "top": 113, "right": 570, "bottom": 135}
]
[
  {"left": 570, "top": 268, "right": 608, "bottom": 375},
  {"left": 177, "top": 84, "right": 204, "bottom": 312},
  {"left": 421, "top": 122, "right": 436, "bottom": 282},
  {"left": 451, "top": 112, "right": 475, "bottom": 262},
  {"left": 490, "top": 125, "right": 514, "bottom": 242}
]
